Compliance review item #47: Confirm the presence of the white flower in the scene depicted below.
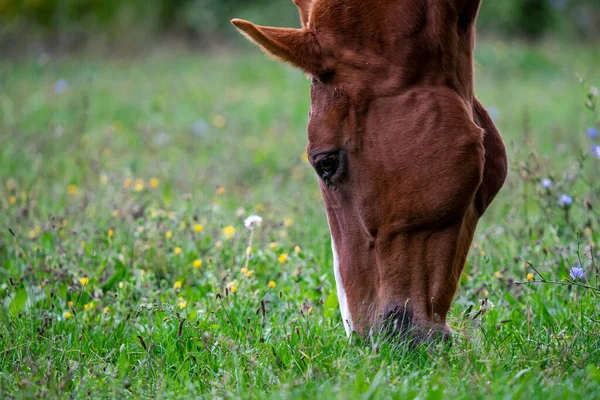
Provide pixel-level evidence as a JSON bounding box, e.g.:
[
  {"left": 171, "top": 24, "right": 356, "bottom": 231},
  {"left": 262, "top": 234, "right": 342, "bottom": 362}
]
[{"left": 244, "top": 215, "right": 263, "bottom": 229}]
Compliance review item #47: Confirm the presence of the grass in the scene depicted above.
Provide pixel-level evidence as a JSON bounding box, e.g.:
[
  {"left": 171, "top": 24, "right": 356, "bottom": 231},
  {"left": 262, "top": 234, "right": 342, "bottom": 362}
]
[{"left": 1, "top": 39, "right": 600, "bottom": 398}]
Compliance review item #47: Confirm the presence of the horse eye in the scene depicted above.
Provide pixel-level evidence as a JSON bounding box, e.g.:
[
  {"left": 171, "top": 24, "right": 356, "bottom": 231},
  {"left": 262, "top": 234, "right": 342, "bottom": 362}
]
[{"left": 316, "top": 154, "right": 339, "bottom": 179}]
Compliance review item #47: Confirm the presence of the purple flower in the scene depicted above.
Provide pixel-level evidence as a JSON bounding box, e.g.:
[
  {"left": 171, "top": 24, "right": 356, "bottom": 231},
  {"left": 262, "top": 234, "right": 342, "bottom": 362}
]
[
  {"left": 587, "top": 126, "right": 598, "bottom": 139},
  {"left": 558, "top": 194, "right": 573, "bottom": 207},
  {"left": 54, "top": 79, "right": 68, "bottom": 95},
  {"left": 569, "top": 264, "right": 585, "bottom": 280},
  {"left": 592, "top": 144, "right": 600, "bottom": 159},
  {"left": 541, "top": 178, "right": 552, "bottom": 189}
]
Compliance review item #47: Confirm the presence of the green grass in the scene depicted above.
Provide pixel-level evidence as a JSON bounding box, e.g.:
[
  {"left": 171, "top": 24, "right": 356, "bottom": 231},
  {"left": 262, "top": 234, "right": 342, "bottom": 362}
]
[{"left": 1, "top": 39, "right": 600, "bottom": 399}]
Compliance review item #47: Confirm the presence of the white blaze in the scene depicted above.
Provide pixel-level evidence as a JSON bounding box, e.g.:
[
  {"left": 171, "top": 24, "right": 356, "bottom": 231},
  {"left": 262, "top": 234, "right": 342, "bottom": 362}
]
[{"left": 331, "top": 236, "right": 353, "bottom": 336}]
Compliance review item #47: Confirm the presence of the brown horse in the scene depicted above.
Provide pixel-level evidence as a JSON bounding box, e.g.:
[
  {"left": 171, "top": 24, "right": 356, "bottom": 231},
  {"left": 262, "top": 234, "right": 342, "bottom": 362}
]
[{"left": 233, "top": 0, "right": 507, "bottom": 340}]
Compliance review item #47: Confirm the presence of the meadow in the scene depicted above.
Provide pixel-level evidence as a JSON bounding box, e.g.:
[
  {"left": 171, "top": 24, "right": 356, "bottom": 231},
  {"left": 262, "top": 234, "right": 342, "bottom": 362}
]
[{"left": 1, "top": 39, "right": 600, "bottom": 398}]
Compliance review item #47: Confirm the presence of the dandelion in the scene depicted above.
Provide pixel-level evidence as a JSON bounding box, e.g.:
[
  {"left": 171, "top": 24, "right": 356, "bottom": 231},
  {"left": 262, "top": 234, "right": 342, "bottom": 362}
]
[
  {"left": 123, "top": 178, "right": 132, "bottom": 188},
  {"left": 28, "top": 230, "right": 37, "bottom": 239},
  {"left": 174, "top": 281, "right": 182, "bottom": 289},
  {"left": 569, "top": 264, "right": 585, "bottom": 280},
  {"left": 177, "top": 299, "right": 187, "bottom": 310},
  {"left": 67, "top": 184, "right": 78, "bottom": 195},
  {"left": 494, "top": 271, "right": 503, "bottom": 279},
  {"left": 104, "top": 307, "right": 110, "bottom": 314},
  {"left": 108, "top": 229, "right": 114, "bottom": 238},
  {"left": 193, "top": 259, "right": 203, "bottom": 269},
  {"left": 294, "top": 246, "right": 302, "bottom": 254},
  {"left": 119, "top": 282, "right": 125, "bottom": 289},
  {"left": 482, "top": 289, "right": 489, "bottom": 297},
  {"left": 587, "top": 126, "right": 598, "bottom": 139},
  {"left": 222, "top": 226, "right": 236, "bottom": 240},
  {"left": 79, "top": 277, "right": 89, "bottom": 286},
  {"left": 230, "top": 285, "right": 238, "bottom": 294},
  {"left": 592, "top": 144, "right": 600, "bottom": 160},
  {"left": 527, "top": 273, "right": 534, "bottom": 281},
  {"left": 174, "top": 247, "right": 182, "bottom": 256},
  {"left": 244, "top": 215, "right": 263, "bottom": 229},
  {"left": 268, "top": 280, "right": 277, "bottom": 289},
  {"left": 558, "top": 194, "right": 573, "bottom": 207},
  {"left": 216, "top": 186, "right": 226, "bottom": 196},
  {"left": 64, "top": 311, "right": 73, "bottom": 319},
  {"left": 212, "top": 115, "right": 226, "bottom": 128},
  {"left": 284, "top": 218, "right": 293, "bottom": 227},
  {"left": 149, "top": 177, "right": 160, "bottom": 189},
  {"left": 246, "top": 270, "right": 254, "bottom": 278},
  {"left": 480, "top": 251, "right": 486, "bottom": 257},
  {"left": 240, "top": 267, "right": 248, "bottom": 275},
  {"left": 165, "top": 231, "right": 173, "bottom": 239},
  {"left": 255, "top": 203, "right": 265, "bottom": 212},
  {"left": 134, "top": 178, "right": 145, "bottom": 192},
  {"left": 194, "top": 224, "right": 204, "bottom": 232},
  {"left": 84, "top": 304, "right": 90, "bottom": 311},
  {"left": 246, "top": 246, "right": 252, "bottom": 256},
  {"left": 67, "top": 301, "right": 73, "bottom": 308},
  {"left": 278, "top": 253, "right": 289, "bottom": 263},
  {"left": 9, "top": 196, "right": 16, "bottom": 205},
  {"left": 80, "top": 241, "right": 86, "bottom": 248},
  {"left": 541, "top": 178, "right": 552, "bottom": 189},
  {"left": 269, "top": 242, "right": 279, "bottom": 249}
]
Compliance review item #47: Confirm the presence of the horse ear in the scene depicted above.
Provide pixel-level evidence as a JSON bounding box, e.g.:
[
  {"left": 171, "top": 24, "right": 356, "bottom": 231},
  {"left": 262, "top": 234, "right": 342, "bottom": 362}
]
[
  {"left": 231, "top": 19, "right": 321, "bottom": 74},
  {"left": 292, "top": 0, "right": 313, "bottom": 28}
]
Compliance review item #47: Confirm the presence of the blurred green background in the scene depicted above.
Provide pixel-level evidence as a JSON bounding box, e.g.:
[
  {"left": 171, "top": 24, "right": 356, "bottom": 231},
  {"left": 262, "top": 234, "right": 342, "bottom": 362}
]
[{"left": 0, "top": 0, "right": 599, "bottom": 54}]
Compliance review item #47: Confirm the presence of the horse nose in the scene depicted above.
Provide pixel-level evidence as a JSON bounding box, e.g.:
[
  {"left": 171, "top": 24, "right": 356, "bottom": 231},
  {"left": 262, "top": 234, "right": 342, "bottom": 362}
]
[{"left": 382, "top": 303, "right": 413, "bottom": 337}]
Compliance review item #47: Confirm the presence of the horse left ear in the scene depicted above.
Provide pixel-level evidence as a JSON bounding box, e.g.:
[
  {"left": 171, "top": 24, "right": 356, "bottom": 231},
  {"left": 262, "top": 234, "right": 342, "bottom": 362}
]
[{"left": 231, "top": 19, "right": 322, "bottom": 75}]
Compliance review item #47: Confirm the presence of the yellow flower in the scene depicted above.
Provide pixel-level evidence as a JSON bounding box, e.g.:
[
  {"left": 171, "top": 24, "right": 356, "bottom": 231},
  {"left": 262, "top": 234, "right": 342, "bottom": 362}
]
[
  {"left": 278, "top": 253, "right": 289, "bottom": 263},
  {"left": 480, "top": 251, "right": 486, "bottom": 257},
  {"left": 165, "top": 231, "right": 173, "bottom": 239},
  {"left": 100, "top": 173, "right": 109, "bottom": 185},
  {"left": 177, "top": 300, "right": 187, "bottom": 309},
  {"left": 284, "top": 218, "right": 293, "bottom": 227},
  {"left": 6, "top": 178, "right": 16, "bottom": 191},
  {"left": 584, "top": 227, "right": 593, "bottom": 237},
  {"left": 89, "top": 302, "right": 95, "bottom": 309},
  {"left": 230, "top": 285, "right": 238, "bottom": 294},
  {"left": 123, "top": 178, "right": 132, "bottom": 188},
  {"left": 268, "top": 280, "right": 276, "bottom": 289},
  {"left": 240, "top": 267, "right": 248, "bottom": 275},
  {"left": 149, "top": 177, "right": 160, "bottom": 189},
  {"left": 194, "top": 224, "right": 203, "bottom": 232},
  {"left": 84, "top": 304, "right": 90, "bottom": 311},
  {"left": 108, "top": 229, "right": 114, "bottom": 238},
  {"left": 28, "top": 230, "right": 36, "bottom": 239},
  {"left": 79, "top": 277, "right": 89, "bottom": 286},
  {"left": 179, "top": 221, "right": 187, "bottom": 230},
  {"left": 494, "top": 271, "right": 503, "bottom": 279},
  {"left": 61, "top": 219, "right": 68, "bottom": 228},
  {"left": 67, "top": 184, "right": 78, "bottom": 195},
  {"left": 80, "top": 241, "right": 86, "bottom": 248},
  {"left": 246, "top": 270, "right": 254, "bottom": 278},
  {"left": 213, "top": 115, "right": 226, "bottom": 128},
  {"left": 174, "top": 281, "right": 182, "bottom": 289},
  {"left": 119, "top": 281, "right": 127, "bottom": 289},
  {"left": 216, "top": 186, "right": 226, "bottom": 196},
  {"left": 482, "top": 289, "right": 489, "bottom": 297},
  {"left": 215, "top": 241, "right": 223, "bottom": 249},
  {"left": 255, "top": 203, "right": 265, "bottom": 212},
  {"left": 246, "top": 246, "right": 252, "bottom": 256},
  {"left": 35, "top": 226, "right": 41, "bottom": 234},
  {"left": 9, "top": 196, "right": 16, "bottom": 205},
  {"left": 64, "top": 311, "right": 73, "bottom": 319},
  {"left": 104, "top": 307, "right": 110, "bottom": 314},
  {"left": 269, "top": 242, "right": 279, "bottom": 249},
  {"left": 193, "top": 259, "right": 203, "bottom": 269},
  {"left": 527, "top": 273, "right": 534, "bottom": 281},
  {"left": 294, "top": 246, "right": 302, "bottom": 254},
  {"left": 134, "top": 178, "right": 145, "bottom": 192},
  {"left": 222, "top": 225, "right": 236, "bottom": 240},
  {"left": 174, "top": 247, "right": 182, "bottom": 255},
  {"left": 308, "top": 307, "right": 313, "bottom": 314},
  {"left": 67, "top": 301, "right": 73, "bottom": 308},
  {"left": 111, "top": 209, "right": 120, "bottom": 217}
]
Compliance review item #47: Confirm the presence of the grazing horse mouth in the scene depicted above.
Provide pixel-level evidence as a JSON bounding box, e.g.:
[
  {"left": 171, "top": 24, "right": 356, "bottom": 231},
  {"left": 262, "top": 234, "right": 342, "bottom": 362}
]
[{"left": 233, "top": 0, "right": 508, "bottom": 341}]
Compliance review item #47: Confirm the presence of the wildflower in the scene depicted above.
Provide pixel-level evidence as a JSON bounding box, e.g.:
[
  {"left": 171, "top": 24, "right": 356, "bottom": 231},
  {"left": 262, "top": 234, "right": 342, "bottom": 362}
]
[
  {"left": 237, "top": 207, "right": 246, "bottom": 218},
  {"left": 241, "top": 267, "right": 248, "bottom": 275},
  {"left": 193, "top": 259, "right": 203, "bottom": 269},
  {"left": 80, "top": 241, "right": 86, "bottom": 248},
  {"left": 174, "top": 247, "right": 182, "bottom": 256},
  {"left": 592, "top": 144, "right": 600, "bottom": 160},
  {"left": 79, "top": 277, "right": 89, "bottom": 286},
  {"left": 108, "top": 229, "right": 114, "bottom": 238},
  {"left": 294, "top": 246, "right": 302, "bottom": 254},
  {"left": 104, "top": 307, "right": 110, "bottom": 314},
  {"left": 482, "top": 289, "right": 489, "bottom": 297},
  {"left": 9, "top": 196, "right": 16, "bottom": 205},
  {"left": 67, "top": 184, "right": 78, "bottom": 195},
  {"left": 587, "top": 126, "right": 598, "bottom": 139},
  {"left": 213, "top": 115, "right": 226, "bottom": 128},
  {"left": 255, "top": 203, "right": 265, "bottom": 212},
  {"left": 230, "top": 285, "right": 238, "bottom": 294},
  {"left": 165, "top": 231, "right": 173, "bottom": 239},
  {"left": 222, "top": 226, "right": 236, "bottom": 240},
  {"left": 100, "top": 173, "right": 109, "bottom": 185},
  {"left": 84, "top": 304, "right": 90, "bottom": 311},
  {"left": 246, "top": 246, "right": 252, "bottom": 256},
  {"left": 28, "top": 230, "right": 36, "bottom": 239},
  {"left": 541, "top": 178, "right": 552, "bottom": 189},
  {"left": 591, "top": 86, "right": 599, "bottom": 97},
  {"left": 67, "top": 301, "right": 73, "bottom": 308},
  {"left": 177, "top": 299, "right": 187, "bottom": 309},
  {"left": 569, "top": 264, "right": 585, "bottom": 280},
  {"left": 215, "top": 241, "right": 223, "bottom": 249},
  {"left": 278, "top": 253, "right": 289, "bottom": 263},
  {"left": 174, "top": 281, "right": 182, "bottom": 289},
  {"left": 123, "top": 178, "right": 132, "bottom": 188},
  {"left": 119, "top": 281, "right": 125, "bottom": 289},
  {"left": 494, "top": 271, "right": 503, "bottom": 279},
  {"left": 244, "top": 215, "right": 263, "bottom": 229},
  {"left": 246, "top": 270, "right": 254, "bottom": 278},
  {"left": 268, "top": 280, "right": 277, "bottom": 289},
  {"left": 269, "top": 242, "right": 279, "bottom": 249},
  {"left": 527, "top": 273, "right": 534, "bottom": 281},
  {"left": 54, "top": 79, "right": 68, "bottom": 94},
  {"left": 149, "top": 177, "right": 160, "bottom": 189},
  {"left": 284, "top": 218, "right": 293, "bottom": 227},
  {"left": 64, "top": 311, "right": 73, "bottom": 319},
  {"left": 216, "top": 186, "right": 226, "bottom": 196},
  {"left": 6, "top": 178, "right": 16, "bottom": 191},
  {"left": 480, "top": 251, "right": 486, "bottom": 257},
  {"left": 194, "top": 224, "right": 203, "bottom": 232},
  {"left": 111, "top": 210, "right": 120, "bottom": 217},
  {"left": 558, "top": 194, "right": 573, "bottom": 207},
  {"left": 134, "top": 178, "right": 145, "bottom": 192}
]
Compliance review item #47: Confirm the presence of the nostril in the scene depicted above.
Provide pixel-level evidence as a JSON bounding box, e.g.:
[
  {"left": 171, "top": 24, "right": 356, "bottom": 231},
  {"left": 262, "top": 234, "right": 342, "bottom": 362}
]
[{"left": 382, "top": 303, "right": 413, "bottom": 336}]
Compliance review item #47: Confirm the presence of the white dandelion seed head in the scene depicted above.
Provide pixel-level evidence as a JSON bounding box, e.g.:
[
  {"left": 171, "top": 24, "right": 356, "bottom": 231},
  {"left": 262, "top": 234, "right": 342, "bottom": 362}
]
[{"left": 244, "top": 215, "right": 263, "bottom": 229}]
